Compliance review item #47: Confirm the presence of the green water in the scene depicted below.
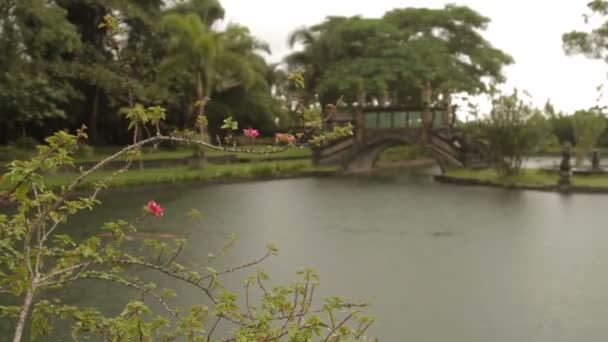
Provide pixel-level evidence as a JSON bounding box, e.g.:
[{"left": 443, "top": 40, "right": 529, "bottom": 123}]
[{"left": 4, "top": 166, "right": 608, "bottom": 341}]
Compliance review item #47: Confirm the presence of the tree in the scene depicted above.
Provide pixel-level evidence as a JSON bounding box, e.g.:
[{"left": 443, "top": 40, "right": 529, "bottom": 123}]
[
  {"left": 572, "top": 108, "right": 607, "bottom": 165},
  {"left": 0, "top": 0, "right": 81, "bottom": 143},
  {"left": 158, "top": 14, "right": 260, "bottom": 131},
  {"left": 285, "top": 5, "right": 513, "bottom": 110},
  {"left": 384, "top": 5, "right": 513, "bottom": 100},
  {"left": 476, "top": 91, "right": 549, "bottom": 175},
  {"left": 563, "top": 0, "right": 608, "bottom": 63},
  {"left": 0, "top": 0, "right": 287, "bottom": 146},
  {"left": 53, "top": 0, "right": 165, "bottom": 145}
]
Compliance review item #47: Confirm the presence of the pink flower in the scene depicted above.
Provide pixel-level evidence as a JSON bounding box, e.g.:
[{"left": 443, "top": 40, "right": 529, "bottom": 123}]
[
  {"left": 146, "top": 201, "right": 164, "bottom": 217},
  {"left": 243, "top": 128, "right": 260, "bottom": 138},
  {"left": 275, "top": 133, "right": 296, "bottom": 144}
]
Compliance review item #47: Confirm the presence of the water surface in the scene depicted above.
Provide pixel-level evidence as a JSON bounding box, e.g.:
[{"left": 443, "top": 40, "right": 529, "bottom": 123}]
[{"left": 5, "top": 166, "right": 608, "bottom": 341}]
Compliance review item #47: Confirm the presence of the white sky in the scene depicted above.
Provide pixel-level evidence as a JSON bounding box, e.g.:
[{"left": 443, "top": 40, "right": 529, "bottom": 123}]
[{"left": 219, "top": 0, "right": 608, "bottom": 114}]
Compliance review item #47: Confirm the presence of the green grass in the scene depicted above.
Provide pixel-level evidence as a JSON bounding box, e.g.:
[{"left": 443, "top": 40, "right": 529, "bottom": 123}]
[
  {"left": 446, "top": 168, "right": 608, "bottom": 188},
  {"left": 0, "top": 145, "right": 312, "bottom": 164},
  {"left": 1, "top": 161, "right": 338, "bottom": 191},
  {"left": 74, "top": 146, "right": 312, "bottom": 163},
  {"left": 571, "top": 175, "right": 608, "bottom": 187},
  {"left": 446, "top": 168, "right": 559, "bottom": 186},
  {"left": 376, "top": 145, "right": 432, "bottom": 165}
]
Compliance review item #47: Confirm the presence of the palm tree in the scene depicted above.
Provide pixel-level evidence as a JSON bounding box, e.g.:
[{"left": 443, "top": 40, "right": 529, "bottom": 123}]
[{"left": 159, "top": 13, "right": 258, "bottom": 128}]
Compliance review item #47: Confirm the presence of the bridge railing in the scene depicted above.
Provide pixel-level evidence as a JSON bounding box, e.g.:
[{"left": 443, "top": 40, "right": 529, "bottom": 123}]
[{"left": 362, "top": 109, "right": 446, "bottom": 130}]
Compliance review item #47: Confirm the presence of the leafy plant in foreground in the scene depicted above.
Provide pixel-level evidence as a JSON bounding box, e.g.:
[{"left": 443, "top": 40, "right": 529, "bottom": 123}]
[{"left": 0, "top": 14, "right": 364, "bottom": 342}]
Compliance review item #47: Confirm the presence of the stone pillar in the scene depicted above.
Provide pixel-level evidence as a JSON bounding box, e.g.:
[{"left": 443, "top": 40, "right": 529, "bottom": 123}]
[
  {"left": 592, "top": 149, "right": 601, "bottom": 171},
  {"left": 558, "top": 144, "right": 572, "bottom": 187}
]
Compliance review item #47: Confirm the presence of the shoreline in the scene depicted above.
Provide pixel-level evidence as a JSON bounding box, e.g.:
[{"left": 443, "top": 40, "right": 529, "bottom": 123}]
[
  {"left": 90, "top": 170, "right": 339, "bottom": 196},
  {"left": 434, "top": 174, "right": 608, "bottom": 194},
  {"left": 89, "top": 159, "right": 437, "bottom": 196},
  {"left": 0, "top": 170, "right": 339, "bottom": 208}
]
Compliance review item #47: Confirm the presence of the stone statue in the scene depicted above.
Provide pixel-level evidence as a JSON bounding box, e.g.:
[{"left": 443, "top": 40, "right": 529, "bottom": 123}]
[
  {"left": 591, "top": 149, "right": 600, "bottom": 171},
  {"left": 559, "top": 144, "right": 572, "bottom": 186}
]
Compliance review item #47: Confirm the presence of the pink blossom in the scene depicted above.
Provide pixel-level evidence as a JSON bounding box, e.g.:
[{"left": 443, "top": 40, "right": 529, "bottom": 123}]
[
  {"left": 243, "top": 128, "right": 260, "bottom": 138},
  {"left": 275, "top": 133, "right": 296, "bottom": 144},
  {"left": 146, "top": 201, "right": 164, "bottom": 217}
]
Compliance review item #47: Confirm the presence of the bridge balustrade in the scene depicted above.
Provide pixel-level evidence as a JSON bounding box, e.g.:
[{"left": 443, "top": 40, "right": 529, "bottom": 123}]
[{"left": 363, "top": 110, "right": 445, "bottom": 129}]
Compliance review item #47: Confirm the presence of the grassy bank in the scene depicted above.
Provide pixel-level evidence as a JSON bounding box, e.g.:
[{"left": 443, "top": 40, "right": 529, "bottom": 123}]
[
  {"left": 1, "top": 160, "right": 338, "bottom": 191},
  {"left": 0, "top": 145, "right": 312, "bottom": 164},
  {"left": 445, "top": 168, "right": 608, "bottom": 188}
]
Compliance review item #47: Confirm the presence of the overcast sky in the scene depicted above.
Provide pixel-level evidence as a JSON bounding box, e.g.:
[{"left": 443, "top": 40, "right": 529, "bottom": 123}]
[{"left": 219, "top": 0, "right": 607, "bottom": 114}]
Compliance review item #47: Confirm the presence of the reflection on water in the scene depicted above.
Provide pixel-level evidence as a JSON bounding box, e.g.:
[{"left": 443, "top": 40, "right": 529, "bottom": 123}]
[{"left": 4, "top": 165, "right": 608, "bottom": 341}]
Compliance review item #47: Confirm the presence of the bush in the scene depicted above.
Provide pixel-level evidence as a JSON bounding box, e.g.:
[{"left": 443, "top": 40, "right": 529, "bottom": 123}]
[
  {"left": 475, "top": 91, "right": 549, "bottom": 175},
  {"left": 73, "top": 143, "right": 95, "bottom": 159},
  {"left": 11, "top": 136, "right": 39, "bottom": 150},
  {"left": 572, "top": 108, "right": 607, "bottom": 165}
]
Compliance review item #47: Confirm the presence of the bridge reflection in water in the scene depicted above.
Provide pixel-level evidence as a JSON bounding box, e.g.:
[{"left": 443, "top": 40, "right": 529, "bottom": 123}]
[{"left": 314, "top": 106, "right": 487, "bottom": 173}]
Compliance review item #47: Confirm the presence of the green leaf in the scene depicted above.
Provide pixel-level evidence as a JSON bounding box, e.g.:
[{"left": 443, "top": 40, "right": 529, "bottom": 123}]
[{"left": 206, "top": 267, "right": 218, "bottom": 276}]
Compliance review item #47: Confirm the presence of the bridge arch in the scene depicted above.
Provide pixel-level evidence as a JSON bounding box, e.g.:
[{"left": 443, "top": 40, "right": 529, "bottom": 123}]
[{"left": 345, "top": 135, "right": 439, "bottom": 173}]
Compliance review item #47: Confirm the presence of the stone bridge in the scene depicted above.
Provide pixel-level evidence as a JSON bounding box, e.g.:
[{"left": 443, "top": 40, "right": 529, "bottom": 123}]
[{"left": 313, "top": 106, "right": 488, "bottom": 173}]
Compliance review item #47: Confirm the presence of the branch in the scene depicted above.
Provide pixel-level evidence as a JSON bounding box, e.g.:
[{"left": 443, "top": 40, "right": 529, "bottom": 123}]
[
  {"left": 162, "top": 241, "right": 184, "bottom": 268},
  {"left": 38, "top": 261, "right": 93, "bottom": 284},
  {"left": 207, "top": 316, "right": 222, "bottom": 342},
  {"left": 0, "top": 142, "right": 65, "bottom": 204},
  {"left": 324, "top": 312, "right": 355, "bottom": 342},
  {"left": 117, "top": 259, "right": 218, "bottom": 304},
  {"left": 200, "top": 250, "right": 272, "bottom": 282},
  {"left": 52, "top": 273, "right": 180, "bottom": 319}
]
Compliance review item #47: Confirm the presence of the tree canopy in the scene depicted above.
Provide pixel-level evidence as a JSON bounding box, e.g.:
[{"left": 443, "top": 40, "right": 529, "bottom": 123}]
[
  {"left": 563, "top": 0, "right": 608, "bottom": 62},
  {"left": 0, "top": 0, "right": 282, "bottom": 145},
  {"left": 285, "top": 5, "right": 513, "bottom": 107}
]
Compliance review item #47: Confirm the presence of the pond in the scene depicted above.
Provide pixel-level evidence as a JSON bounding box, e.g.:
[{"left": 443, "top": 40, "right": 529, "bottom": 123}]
[{"left": 4, "top": 165, "right": 608, "bottom": 341}]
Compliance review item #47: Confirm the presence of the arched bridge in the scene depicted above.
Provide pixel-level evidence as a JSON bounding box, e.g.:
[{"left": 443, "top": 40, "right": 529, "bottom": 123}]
[{"left": 313, "top": 107, "right": 488, "bottom": 173}]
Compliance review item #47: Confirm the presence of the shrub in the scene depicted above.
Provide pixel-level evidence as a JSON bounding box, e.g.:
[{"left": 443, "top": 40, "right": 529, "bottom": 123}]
[
  {"left": 572, "top": 108, "right": 607, "bottom": 165},
  {"left": 73, "top": 143, "right": 95, "bottom": 159},
  {"left": 475, "top": 90, "right": 550, "bottom": 175},
  {"left": 11, "top": 136, "right": 39, "bottom": 151}
]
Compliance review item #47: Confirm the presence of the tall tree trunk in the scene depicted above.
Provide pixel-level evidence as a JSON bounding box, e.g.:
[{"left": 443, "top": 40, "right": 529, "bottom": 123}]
[
  {"left": 442, "top": 90, "right": 452, "bottom": 131},
  {"left": 190, "top": 72, "right": 207, "bottom": 169},
  {"left": 12, "top": 281, "right": 37, "bottom": 342},
  {"left": 88, "top": 86, "right": 100, "bottom": 145},
  {"left": 196, "top": 72, "right": 209, "bottom": 143},
  {"left": 355, "top": 87, "right": 367, "bottom": 145},
  {"left": 197, "top": 72, "right": 205, "bottom": 118},
  {"left": 421, "top": 84, "right": 433, "bottom": 142}
]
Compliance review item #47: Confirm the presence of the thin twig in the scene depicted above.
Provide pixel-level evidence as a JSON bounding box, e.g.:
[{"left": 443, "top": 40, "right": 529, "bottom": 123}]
[
  {"left": 324, "top": 312, "right": 355, "bottom": 342},
  {"left": 207, "top": 316, "right": 222, "bottom": 342},
  {"left": 118, "top": 259, "right": 218, "bottom": 304},
  {"left": 200, "top": 250, "right": 271, "bottom": 282}
]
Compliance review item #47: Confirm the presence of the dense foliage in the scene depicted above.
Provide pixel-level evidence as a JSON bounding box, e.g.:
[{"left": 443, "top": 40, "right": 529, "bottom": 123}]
[
  {"left": 572, "top": 108, "right": 608, "bottom": 165},
  {"left": 473, "top": 91, "right": 551, "bottom": 175},
  {"left": 285, "top": 5, "right": 513, "bottom": 108},
  {"left": 0, "top": 0, "right": 284, "bottom": 146}
]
